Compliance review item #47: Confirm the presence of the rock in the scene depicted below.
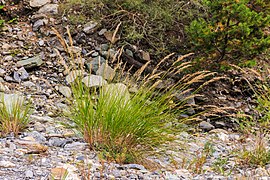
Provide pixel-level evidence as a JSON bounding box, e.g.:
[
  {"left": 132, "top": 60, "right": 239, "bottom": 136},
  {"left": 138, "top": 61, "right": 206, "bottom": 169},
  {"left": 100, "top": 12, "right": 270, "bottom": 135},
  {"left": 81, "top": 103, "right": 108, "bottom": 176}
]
[
  {"left": 98, "top": 29, "right": 107, "bottom": 36},
  {"left": 91, "top": 51, "right": 99, "bottom": 57},
  {"left": 4, "top": 75, "right": 14, "bottom": 82},
  {"left": 4, "top": 55, "right": 12, "bottom": 61},
  {"left": 175, "top": 169, "right": 192, "bottom": 179},
  {"left": 65, "top": 70, "right": 83, "bottom": 84},
  {"left": 0, "top": 160, "right": 16, "bottom": 168},
  {"left": 39, "top": 40, "right": 45, "bottom": 46},
  {"left": 82, "top": 75, "right": 107, "bottom": 87},
  {"left": 22, "top": 81, "right": 36, "bottom": 88},
  {"left": 16, "top": 140, "right": 48, "bottom": 154},
  {"left": 30, "top": 115, "right": 54, "bottom": 123},
  {"left": 125, "top": 49, "right": 134, "bottom": 57},
  {"left": 101, "top": 49, "right": 117, "bottom": 59},
  {"left": 64, "top": 142, "right": 87, "bottom": 150},
  {"left": 17, "top": 67, "right": 29, "bottom": 81},
  {"left": 25, "top": 170, "right": 34, "bottom": 178},
  {"left": 30, "top": 0, "right": 51, "bottom": 7},
  {"left": 0, "top": 68, "right": 6, "bottom": 77},
  {"left": 13, "top": 72, "right": 21, "bottom": 83},
  {"left": 125, "top": 164, "right": 146, "bottom": 170},
  {"left": 56, "top": 103, "right": 70, "bottom": 115},
  {"left": 48, "top": 137, "right": 68, "bottom": 147},
  {"left": 38, "top": 4, "right": 59, "bottom": 14},
  {"left": 33, "top": 122, "right": 46, "bottom": 132},
  {"left": 17, "top": 56, "right": 43, "bottom": 69},
  {"left": 86, "top": 56, "right": 106, "bottom": 73},
  {"left": 102, "top": 83, "right": 130, "bottom": 104},
  {"left": 33, "top": 19, "right": 49, "bottom": 31},
  {"left": 83, "top": 21, "right": 98, "bottom": 34},
  {"left": 58, "top": 86, "right": 72, "bottom": 98},
  {"left": 27, "top": 131, "right": 47, "bottom": 143},
  {"left": 140, "top": 50, "right": 150, "bottom": 61},
  {"left": 100, "top": 44, "right": 109, "bottom": 51},
  {"left": 96, "top": 63, "right": 115, "bottom": 80},
  {"left": 2, "top": 43, "right": 11, "bottom": 50},
  {"left": 199, "top": 121, "right": 215, "bottom": 131},
  {"left": 0, "top": 83, "right": 6, "bottom": 92}
]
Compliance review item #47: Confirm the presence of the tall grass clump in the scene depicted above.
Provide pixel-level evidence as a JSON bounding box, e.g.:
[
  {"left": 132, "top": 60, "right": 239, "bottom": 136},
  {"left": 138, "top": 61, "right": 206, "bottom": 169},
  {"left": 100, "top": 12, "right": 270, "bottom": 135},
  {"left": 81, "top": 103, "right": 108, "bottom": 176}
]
[
  {"left": 0, "top": 94, "right": 31, "bottom": 136},
  {"left": 54, "top": 27, "right": 217, "bottom": 163}
]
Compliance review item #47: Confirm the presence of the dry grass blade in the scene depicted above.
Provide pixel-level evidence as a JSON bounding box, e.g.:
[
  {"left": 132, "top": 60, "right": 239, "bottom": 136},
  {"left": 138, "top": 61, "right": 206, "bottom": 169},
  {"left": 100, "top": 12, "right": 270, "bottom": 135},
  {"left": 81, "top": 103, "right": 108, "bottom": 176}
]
[
  {"left": 52, "top": 27, "right": 68, "bottom": 53},
  {"left": 112, "top": 22, "right": 122, "bottom": 44},
  {"left": 172, "top": 53, "right": 194, "bottom": 66}
]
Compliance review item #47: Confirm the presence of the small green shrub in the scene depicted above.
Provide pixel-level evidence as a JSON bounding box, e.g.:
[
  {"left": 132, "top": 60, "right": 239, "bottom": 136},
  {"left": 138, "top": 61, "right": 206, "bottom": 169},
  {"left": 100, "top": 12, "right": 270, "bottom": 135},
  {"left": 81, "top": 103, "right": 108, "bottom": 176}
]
[
  {"left": 0, "top": 94, "right": 32, "bottom": 136},
  {"left": 187, "top": 0, "right": 270, "bottom": 64}
]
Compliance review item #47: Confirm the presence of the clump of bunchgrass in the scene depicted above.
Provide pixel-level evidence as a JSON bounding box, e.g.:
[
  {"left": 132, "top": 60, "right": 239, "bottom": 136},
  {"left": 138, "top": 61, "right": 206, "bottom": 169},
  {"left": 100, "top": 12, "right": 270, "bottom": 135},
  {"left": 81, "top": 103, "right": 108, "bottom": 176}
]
[
  {"left": 0, "top": 94, "right": 31, "bottom": 136},
  {"left": 54, "top": 26, "right": 218, "bottom": 163}
]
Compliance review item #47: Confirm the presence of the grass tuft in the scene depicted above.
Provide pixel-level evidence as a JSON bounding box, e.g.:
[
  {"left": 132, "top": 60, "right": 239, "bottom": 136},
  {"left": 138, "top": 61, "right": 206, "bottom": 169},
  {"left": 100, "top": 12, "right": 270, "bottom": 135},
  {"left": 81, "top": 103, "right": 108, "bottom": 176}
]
[{"left": 0, "top": 94, "right": 31, "bottom": 136}]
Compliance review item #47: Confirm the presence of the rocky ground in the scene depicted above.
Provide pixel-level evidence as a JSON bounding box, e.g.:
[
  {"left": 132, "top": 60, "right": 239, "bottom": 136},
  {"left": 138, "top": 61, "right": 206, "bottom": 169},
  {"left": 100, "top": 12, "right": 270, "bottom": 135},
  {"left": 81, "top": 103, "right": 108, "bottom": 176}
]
[{"left": 0, "top": 0, "right": 270, "bottom": 179}]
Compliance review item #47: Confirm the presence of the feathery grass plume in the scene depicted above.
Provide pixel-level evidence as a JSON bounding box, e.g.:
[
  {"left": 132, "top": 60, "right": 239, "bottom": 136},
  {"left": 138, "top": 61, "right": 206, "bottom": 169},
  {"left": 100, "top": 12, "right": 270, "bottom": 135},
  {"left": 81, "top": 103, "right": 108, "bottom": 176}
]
[{"left": 0, "top": 94, "right": 31, "bottom": 136}]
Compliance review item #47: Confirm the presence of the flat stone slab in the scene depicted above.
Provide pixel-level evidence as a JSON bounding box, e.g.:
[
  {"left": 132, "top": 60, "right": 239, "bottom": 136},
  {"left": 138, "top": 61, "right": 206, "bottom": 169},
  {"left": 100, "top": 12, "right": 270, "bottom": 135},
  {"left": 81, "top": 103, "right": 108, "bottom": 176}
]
[{"left": 17, "top": 56, "right": 43, "bottom": 69}]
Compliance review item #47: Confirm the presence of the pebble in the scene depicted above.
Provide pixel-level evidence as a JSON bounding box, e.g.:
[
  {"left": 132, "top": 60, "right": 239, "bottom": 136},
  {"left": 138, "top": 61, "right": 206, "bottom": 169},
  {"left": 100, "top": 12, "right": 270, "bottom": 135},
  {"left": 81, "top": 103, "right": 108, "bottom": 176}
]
[
  {"left": 82, "top": 75, "right": 107, "bottom": 87},
  {"left": 38, "top": 4, "right": 59, "bottom": 14},
  {"left": 0, "top": 68, "right": 6, "bottom": 77},
  {"left": 199, "top": 121, "right": 215, "bottom": 131},
  {"left": 25, "top": 170, "right": 34, "bottom": 178}
]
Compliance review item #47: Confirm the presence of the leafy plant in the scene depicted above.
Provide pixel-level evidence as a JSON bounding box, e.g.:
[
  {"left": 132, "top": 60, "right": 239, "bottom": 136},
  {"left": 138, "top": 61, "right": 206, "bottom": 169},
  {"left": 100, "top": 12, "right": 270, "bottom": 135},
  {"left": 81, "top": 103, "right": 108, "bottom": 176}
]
[
  {"left": 0, "top": 94, "right": 32, "bottom": 136},
  {"left": 187, "top": 0, "right": 270, "bottom": 64}
]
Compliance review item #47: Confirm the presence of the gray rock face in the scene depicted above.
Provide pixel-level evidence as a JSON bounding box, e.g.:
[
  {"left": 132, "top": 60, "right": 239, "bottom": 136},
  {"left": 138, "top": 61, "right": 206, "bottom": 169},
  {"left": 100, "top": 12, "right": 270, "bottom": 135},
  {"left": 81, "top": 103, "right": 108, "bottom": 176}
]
[
  {"left": 199, "top": 121, "right": 215, "bottom": 131},
  {"left": 33, "top": 19, "right": 48, "bottom": 31},
  {"left": 83, "top": 21, "right": 98, "bottom": 34},
  {"left": 25, "top": 170, "right": 34, "bottom": 178},
  {"left": 102, "top": 83, "right": 130, "bottom": 105},
  {"left": 96, "top": 63, "right": 115, "bottom": 80},
  {"left": 14, "top": 67, "right": 29, "bottom": 82},
  {"left": 30, "top": 0, "right": 51, "bottom": 7},
  {"left": 82, "top": 75, "right": 107, "bottom": 87},
  {"left": 86, "top": 56, "right": 106, "bottom": 74},
  {"left": 58, "top": 86, "right": 72, "bottom": 98},
  {"left": 17, "top": 56, "right": 43, "bottom": 69},
  {"left": 65, "top": 70, "right": 83, "bottom": 84},
  {"left": 38, "top": 4, "right": 59, "bottom": 14},
  {"left": 27, "top": 131, "right": 47, "bottom": 143},
  {"left": 0, "top": 68, "right": 6, "bottom": 77}
]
